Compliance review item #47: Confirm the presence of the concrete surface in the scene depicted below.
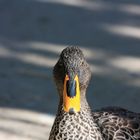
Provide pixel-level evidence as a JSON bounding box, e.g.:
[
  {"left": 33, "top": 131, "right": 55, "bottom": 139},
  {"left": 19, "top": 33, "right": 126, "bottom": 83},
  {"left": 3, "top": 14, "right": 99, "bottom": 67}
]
[
  {"left": 0, "top": 0, "right": 140, "bottom": 139},
  {"left": 0, "top": 108, "right": 54, "bottom": 140}
]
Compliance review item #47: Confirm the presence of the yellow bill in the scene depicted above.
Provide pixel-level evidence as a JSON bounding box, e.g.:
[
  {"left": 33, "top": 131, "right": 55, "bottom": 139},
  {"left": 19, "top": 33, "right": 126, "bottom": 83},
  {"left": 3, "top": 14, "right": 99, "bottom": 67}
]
[{"left": 63, "top": 74, "right": 80, "bottom": 113}]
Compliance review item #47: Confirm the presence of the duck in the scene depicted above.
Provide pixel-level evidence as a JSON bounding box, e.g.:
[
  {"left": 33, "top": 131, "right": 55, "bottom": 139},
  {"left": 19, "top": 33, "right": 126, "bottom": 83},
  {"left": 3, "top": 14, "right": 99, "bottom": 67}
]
[{"left": 49, "top": 46, "right": 140, "bottom": 140}]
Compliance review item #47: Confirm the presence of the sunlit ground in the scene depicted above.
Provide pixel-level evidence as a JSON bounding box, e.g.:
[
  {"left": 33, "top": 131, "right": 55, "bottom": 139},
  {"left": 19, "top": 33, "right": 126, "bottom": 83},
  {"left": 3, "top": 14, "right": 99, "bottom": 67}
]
[
  {"left": 0, "top": 107, "right": 54, "bottom": 140},
  {"left": 0, "top": 0, "right": 140, "bottom": 139}
]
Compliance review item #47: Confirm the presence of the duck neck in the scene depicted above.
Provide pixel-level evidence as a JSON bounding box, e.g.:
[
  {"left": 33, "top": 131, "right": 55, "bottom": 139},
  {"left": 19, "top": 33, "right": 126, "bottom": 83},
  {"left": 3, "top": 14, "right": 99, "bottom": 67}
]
[{"left": 49, "top": 91, "right": 103, "bottom": 140}]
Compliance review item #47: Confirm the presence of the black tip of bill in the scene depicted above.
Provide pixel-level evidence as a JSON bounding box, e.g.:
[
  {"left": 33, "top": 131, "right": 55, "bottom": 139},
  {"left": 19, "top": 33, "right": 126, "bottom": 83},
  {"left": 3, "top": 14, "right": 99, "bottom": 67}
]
[{"left": 66, "top": 80, "right": 76, "bottom": 98}]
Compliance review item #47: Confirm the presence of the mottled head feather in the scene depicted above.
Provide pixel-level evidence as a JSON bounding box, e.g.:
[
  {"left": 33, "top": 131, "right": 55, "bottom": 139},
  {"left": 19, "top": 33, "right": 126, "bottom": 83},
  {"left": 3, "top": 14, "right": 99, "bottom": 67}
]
[{"left": 53, "top": 46, "right": 91, "bottom": 95}]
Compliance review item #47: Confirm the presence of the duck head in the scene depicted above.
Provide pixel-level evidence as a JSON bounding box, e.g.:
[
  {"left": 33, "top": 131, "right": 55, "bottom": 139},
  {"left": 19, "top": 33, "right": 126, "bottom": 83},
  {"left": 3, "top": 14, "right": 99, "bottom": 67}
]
[{"left": 53, "top": 47, "right": 91, "bottom": 114}]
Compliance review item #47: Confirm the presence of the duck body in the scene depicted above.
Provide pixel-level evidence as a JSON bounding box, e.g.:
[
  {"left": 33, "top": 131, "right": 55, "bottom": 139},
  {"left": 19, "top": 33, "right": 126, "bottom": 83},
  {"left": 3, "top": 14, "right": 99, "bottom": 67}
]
[
  {"left": 49, "top": 46, "right": 140, "bottom": 140},
  {"left": 93, "top": 107, "right": 140, "bottom": 140}
]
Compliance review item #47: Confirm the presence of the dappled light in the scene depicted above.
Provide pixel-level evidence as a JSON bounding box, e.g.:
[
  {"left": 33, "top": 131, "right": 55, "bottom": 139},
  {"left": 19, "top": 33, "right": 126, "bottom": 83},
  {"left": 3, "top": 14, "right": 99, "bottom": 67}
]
[
  {"left": 1, "top": 40, "right": 139, "bottom": 81},
  {"left": 102, "top": 24, "right": 140, "bottom": 39},
  {"left": 34, "top": 0, "right": 108, "bottom": 11},
  {"left": 119, "top": 4, "right": 140, "bottom": 15},
  {"left": 0, "top": 107, "right": 54, "bottom": 140},
  {"left": 0, "top": 43, "right": 57, "bottom": 67},
  {"left": 29, "top": 42, "right": 65, "bottom": 54},
  {"left": 108, "top": 56, "right": 140, "bottom": 74},
  {"left": 0, "top": 0, "right": 140, "bottom": 139}
]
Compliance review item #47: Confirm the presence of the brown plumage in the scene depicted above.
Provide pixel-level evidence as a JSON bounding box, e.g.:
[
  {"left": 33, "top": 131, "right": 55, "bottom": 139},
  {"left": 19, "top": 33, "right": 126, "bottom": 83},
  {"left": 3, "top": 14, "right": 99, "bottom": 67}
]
[
  {"left": 49, "top": 46, "right": 140, "bottom": 140},
  {"left": 94, "top": 107, "right": 140, "bottom": 139}
]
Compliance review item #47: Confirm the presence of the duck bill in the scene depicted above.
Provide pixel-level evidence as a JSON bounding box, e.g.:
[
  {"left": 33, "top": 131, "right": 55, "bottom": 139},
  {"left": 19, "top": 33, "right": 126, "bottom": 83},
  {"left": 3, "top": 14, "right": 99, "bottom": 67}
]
[{"left": 63, "top": 74, "right": 80, "bottom": 113}]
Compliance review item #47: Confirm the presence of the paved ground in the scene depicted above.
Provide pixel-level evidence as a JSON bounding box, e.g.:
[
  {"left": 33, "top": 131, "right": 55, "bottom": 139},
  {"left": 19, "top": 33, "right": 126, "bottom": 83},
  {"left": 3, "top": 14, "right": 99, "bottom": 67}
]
[
  {"left": 0, "top": 108, "right": 54, "bottom": 140},
  {"left": 0, "top": 0, "right": 140, "bottom": 139}
]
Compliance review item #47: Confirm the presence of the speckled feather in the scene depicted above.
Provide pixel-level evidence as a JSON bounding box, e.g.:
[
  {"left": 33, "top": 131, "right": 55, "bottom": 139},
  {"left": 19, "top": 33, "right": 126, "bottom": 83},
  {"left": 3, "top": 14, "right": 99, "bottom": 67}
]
[
  {"left": 49, "top": 103, "right": 103, "bottom": 140},
  {"left": 49, "top": 46, "right": 140, "bottom": 140},
  {"left": 93, "top": 107, "right": 140, "bottom": 140}
]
